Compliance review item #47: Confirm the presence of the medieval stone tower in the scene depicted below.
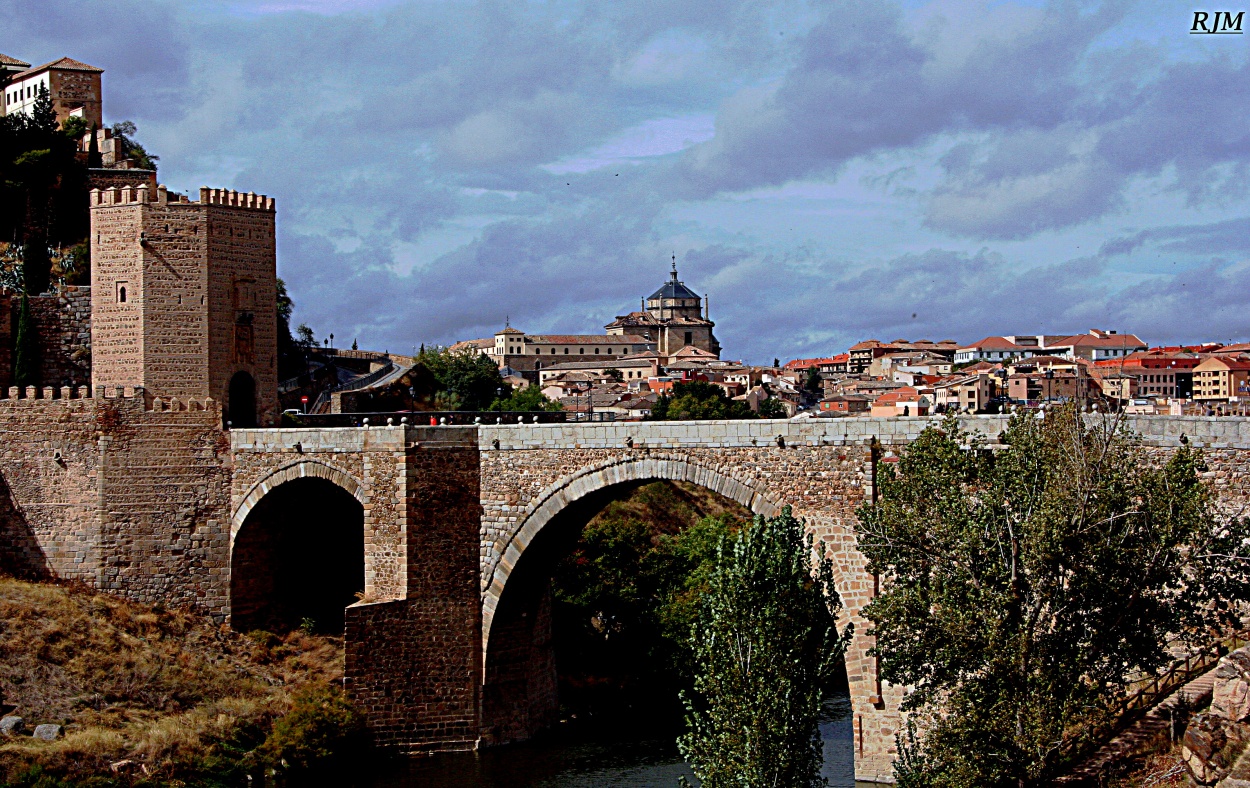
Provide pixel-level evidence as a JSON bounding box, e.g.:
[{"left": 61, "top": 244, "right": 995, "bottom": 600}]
[{"left": 89, "top": 185, "right": 278, "bottom": 426}]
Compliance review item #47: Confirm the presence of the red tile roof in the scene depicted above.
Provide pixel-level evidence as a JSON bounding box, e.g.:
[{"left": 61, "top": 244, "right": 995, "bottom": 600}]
[
  {"left": 19, "top": 57, "right": 103, "bottom": 76},
  {"left": 961, "top": 336, "right": 1030, "bottom": 351},
  {"left": 0, "top": 54, "right": 30, "bottom": 67}
]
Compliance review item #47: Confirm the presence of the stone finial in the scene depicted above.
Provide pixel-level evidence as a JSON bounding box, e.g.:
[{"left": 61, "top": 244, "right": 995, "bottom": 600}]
[
  {"left": 60, "top": 387, "right": 71, "bottom": 400},
  {"left": 25, "top": 386, "right": 36, "bottom": 399}
]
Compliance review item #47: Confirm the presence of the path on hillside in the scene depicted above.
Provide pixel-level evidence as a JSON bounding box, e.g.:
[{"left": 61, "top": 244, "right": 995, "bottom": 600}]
[{"left": 1058, "top": 668, "right": 1218, "bottom": 783}]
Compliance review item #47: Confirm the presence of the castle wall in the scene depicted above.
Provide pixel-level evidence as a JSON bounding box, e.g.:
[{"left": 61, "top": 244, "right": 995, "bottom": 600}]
[
  {"left": 30, "top": 287, "right": 91, "bottom": 388},
  {"left": 0, "top": 288, "right": 90, "bottom": 390},
  {"left": 0, "top": 387, "right": 232, "bottom": 614},
  {"left": 0, "top": 389, "right": 100, "bottom": 581}
]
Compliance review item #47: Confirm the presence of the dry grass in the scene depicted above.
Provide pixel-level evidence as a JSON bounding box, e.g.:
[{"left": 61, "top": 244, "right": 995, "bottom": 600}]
[{"left": 0, "top": 576, "right": 347, "bottom": 785}]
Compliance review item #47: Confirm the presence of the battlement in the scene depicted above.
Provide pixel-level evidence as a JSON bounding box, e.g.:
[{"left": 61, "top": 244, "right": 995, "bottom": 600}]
[
  {"left": 198, "top": 187, "right": 275, "bottom": 211},
  {"left": 0, "top": 383, "right": 216, "bottom": 414},
  {"left": 89, "top": 185, "right": 275, "bottom": 211}
]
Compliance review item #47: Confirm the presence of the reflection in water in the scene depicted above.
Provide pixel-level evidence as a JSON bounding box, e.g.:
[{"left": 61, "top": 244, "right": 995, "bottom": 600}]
[{"left": 372, "top": 692, "right": 865, "bottom": 787}]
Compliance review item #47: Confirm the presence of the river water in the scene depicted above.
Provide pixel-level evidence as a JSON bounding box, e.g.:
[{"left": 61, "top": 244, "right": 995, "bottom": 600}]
[{"left": 372, "top": 692, "right": 869, "bottom": 787}]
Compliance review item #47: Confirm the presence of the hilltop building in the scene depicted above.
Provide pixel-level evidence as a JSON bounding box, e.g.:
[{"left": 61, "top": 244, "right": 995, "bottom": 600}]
[
  {"left": 457, "top": 263, "right": 721, "bottom": 380},
  {"left": 605, "top": 263, "right": 720, "bottom": 359},
  {"left": 1, "top": 55, "right": 103, "bottom": 127}
]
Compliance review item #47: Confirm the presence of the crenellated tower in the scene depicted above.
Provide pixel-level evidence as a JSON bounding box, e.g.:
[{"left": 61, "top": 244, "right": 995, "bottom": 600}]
[{"left": 89, "top": 185, "right": 279, "bottom": 427}]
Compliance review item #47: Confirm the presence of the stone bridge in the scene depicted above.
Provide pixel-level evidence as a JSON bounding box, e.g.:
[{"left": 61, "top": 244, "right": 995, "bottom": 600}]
[
  {"left": 224, "top": 415, "right": 1250, "bottom": 783},
  {"left": 5, "top": 395, "right": 1250, "bottom": 783}
]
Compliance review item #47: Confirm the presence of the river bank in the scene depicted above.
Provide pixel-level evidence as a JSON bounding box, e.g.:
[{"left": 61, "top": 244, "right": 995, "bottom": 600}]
[{"left": 0, "top": 576, "right": 364, "bottom": 786}]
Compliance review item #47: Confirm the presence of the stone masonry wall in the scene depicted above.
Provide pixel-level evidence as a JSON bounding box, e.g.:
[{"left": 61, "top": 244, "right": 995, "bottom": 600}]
[
  {"left": 0, "top": 388, "right": 101, "bottom": 581},
  {"left": 0, "top": 288, "right": 90, "bottom": 391},
  {"left": 30, "top": 287, "right": 91, "bottom": 388},
  {"left": 0, "top": 386, "right": 230, "bottom": 614}
]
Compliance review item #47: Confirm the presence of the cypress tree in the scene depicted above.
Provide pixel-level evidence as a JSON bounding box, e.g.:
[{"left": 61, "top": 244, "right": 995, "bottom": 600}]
[
  {"left": 87, "top": 123, "right": 103, "bottom": 168},
  {"left": 678, "top": 507, "right": 851, "bottom": 787},
  {"left": 22, "top": 237, "right": 50, "bottom": 295},
  {"left": 13, "top": 291, "right": 40, "bottom": 388}
]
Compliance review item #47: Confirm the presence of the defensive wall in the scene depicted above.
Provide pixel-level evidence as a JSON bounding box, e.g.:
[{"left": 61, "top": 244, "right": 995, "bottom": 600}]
[{"left": 4, "top": 412, "right": 1250, "bottom": 781}]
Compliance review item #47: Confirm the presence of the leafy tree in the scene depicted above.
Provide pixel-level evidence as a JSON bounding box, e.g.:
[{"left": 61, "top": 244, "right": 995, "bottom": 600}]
[
  {"left": 416, "top": 346, "right": 503, "bottom": 411},
  {"left": 21, "top": 237, "right": 50, "bottom": 295},
  {"left": 856, "top": 409, "right": 1250, "bottom": 787},
  {"left": 295, "top": 323, "right": 316, "bottom": 350},
  {"left": 649, "top": 381, "right": 756, "bottom": 420},
  {"left": 275, "top": 278, "right": 310, "bottom": 378},
  {"left": 757, "top": 396, "right": 788, "bottom": 419},
  {"left": 805, "top": 366, "right": 823, "bottom": 394},
  {"left": 553, "top": 482, "right": 747, "bottom": 719},
  {"left": 604, "top": 367, "right": 624, "bottom": 382},
  {"left": 110, "top": 121, "right": 159, "bottom": 170},
  {"left": 679, "top": 507, "right": 851, "bottom": 787},
  {"left": 13, "top": 291, "right": 39, "bottom": 387},
  {"left": 59, "top": 115, "right": 89, "bottom": 141},
  {"left": 489, "top": 383, "right": 563, "bottom": 412}
]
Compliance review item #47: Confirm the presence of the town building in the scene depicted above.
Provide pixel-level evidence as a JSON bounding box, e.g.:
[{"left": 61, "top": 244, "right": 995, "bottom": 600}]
[
  {"left": 848, "top": 339, "right": 958, "bottom": 373},
  {"left": 1193, "top": 357, "right": 1250, "bottom": 403},
  {"left": 932, "top": 373, "right": 993, "bottom": 413},
  {"left": 605, "top": 263, "right": 720, "bottom": 360},
  {"left": 1046, "top": 330, "right": 1147, "bottom": 362},
  {"left": 1, "top": 55, "right": 103, "bottom": 127},
  {"left": 954, "top": 337, "right": 1038, "bottom": 364},
  {"left": 818, "top": 394, "right": 870, "bottom": 415}
]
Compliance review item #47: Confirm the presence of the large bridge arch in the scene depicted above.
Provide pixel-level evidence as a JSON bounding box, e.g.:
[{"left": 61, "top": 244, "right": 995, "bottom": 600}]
[
  {"left": 481, "top": 454, "right": 786, "bottom": 653},
  {"left": 229, "top": 460, "right": 367, "bottom": 633}
]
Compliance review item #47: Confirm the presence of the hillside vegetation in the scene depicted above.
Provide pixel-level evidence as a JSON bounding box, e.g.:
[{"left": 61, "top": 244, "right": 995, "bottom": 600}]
[{"left": 0, "top": 577, "right": 365, "bottom": 787}]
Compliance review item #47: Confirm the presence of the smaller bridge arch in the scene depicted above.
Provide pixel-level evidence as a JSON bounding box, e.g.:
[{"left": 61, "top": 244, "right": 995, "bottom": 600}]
[
  {"left": 231, "top": 459, "right": 363, "bottom": 543},
  {"left": 482, "top": 454, "right": 784, "bottom": 658},
  {"left": 229, "top": 459, "right": 367, "bottom": 633}
]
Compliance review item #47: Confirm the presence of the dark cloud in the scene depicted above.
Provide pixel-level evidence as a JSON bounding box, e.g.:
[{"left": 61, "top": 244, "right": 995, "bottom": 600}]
[{"left": 8, "top": 0, "right": 1250, "bottom": 363}]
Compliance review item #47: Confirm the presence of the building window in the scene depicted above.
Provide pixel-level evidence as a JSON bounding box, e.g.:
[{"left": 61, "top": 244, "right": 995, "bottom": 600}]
[
  {"left": 594, "top": 348, "right": 599, "bottom": 354},
  {"left": 579, "top": 348, "right": 585, "bottom": 354},
  {"left": 564, "top": 348, "right": 569, "bottom": 354},
  {"left": 117, "top": 282, "right": 128, "bottom": 303}
]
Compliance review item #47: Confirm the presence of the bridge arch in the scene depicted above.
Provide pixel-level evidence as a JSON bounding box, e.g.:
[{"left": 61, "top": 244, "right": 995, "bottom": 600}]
[
  {"left": 482, "top": 454, "right": 785, "bottom": 652},
  {"left": 229, "top": 460, "right": 366, "bottom": 633},
  {"left": 231, "top": 460, "right": 363, "bottom": 543}
]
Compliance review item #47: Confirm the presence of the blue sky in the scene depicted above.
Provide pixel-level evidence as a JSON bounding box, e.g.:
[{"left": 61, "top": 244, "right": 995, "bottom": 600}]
[{"left": 8, "top": 0, "right": 1250, "bottom": 362}]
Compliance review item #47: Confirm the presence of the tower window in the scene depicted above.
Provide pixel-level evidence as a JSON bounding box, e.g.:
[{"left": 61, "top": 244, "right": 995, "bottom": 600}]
[{"left": 117, "top": 282, "right": 128, "bottom": 303}]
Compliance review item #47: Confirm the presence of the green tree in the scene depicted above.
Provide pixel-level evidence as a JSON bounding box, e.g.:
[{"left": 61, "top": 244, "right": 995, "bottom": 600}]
[
  {"left": 417, "top": 346, "right": 503, "bottom": 411},
  {"left": 805, "top": 366, "right": 823, "bottom": 394},
  {"left": 649, "top": 381, "right": 756, "bottom": 420},
  {"left": 757, "top": 396, "right": 788, "bottom": 419},
  {"left": 110, "top": 121, "right": 159, "bottom": 170},
  {"left": 86, "top": 123, "right": 102, "bottom": 168},
  {"left": 679, "top": 507, "right": 851, "bottom": 787},
  {"left": 489, "top": 384, "right": 563, "bottom": 412},
  {"left": 856, "top": 409, "right": 1250, "bottom": 787},
  {"left": 13, "top": 291, "right": 39, "bottom": 388}
]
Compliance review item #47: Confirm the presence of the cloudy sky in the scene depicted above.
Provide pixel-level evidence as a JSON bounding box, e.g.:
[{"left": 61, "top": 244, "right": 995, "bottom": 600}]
[{"left": 10, "top": 0, "right": 1250, "bottom": 362}]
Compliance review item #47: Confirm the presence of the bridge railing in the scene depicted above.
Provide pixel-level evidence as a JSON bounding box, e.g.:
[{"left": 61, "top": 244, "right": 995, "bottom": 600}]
[
  {"left": 279, "top": 410, "right": 573, "bottom": 428},
  {"left": 1055, "top": 628, "right": 1249, "bottom": 778}
]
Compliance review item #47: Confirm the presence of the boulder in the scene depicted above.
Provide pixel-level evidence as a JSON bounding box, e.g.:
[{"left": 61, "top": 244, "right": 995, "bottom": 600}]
[
  {"left": 1214, "top": 648, "right": 1250, "bottom": 723},
  {"left": 32, "top": 724, "right": 63, "bottom": 741},
  {"left": 0, "top": 716, "right": 24, "bottom": 736},
  {"left": 1183, "top": 712, "right": 1233, "bottom": 785}
]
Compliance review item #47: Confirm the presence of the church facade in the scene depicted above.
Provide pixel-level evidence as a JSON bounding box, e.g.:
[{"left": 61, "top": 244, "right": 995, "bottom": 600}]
[{"left": 604, "top": 265, "right": 720, "bottom": 359}]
